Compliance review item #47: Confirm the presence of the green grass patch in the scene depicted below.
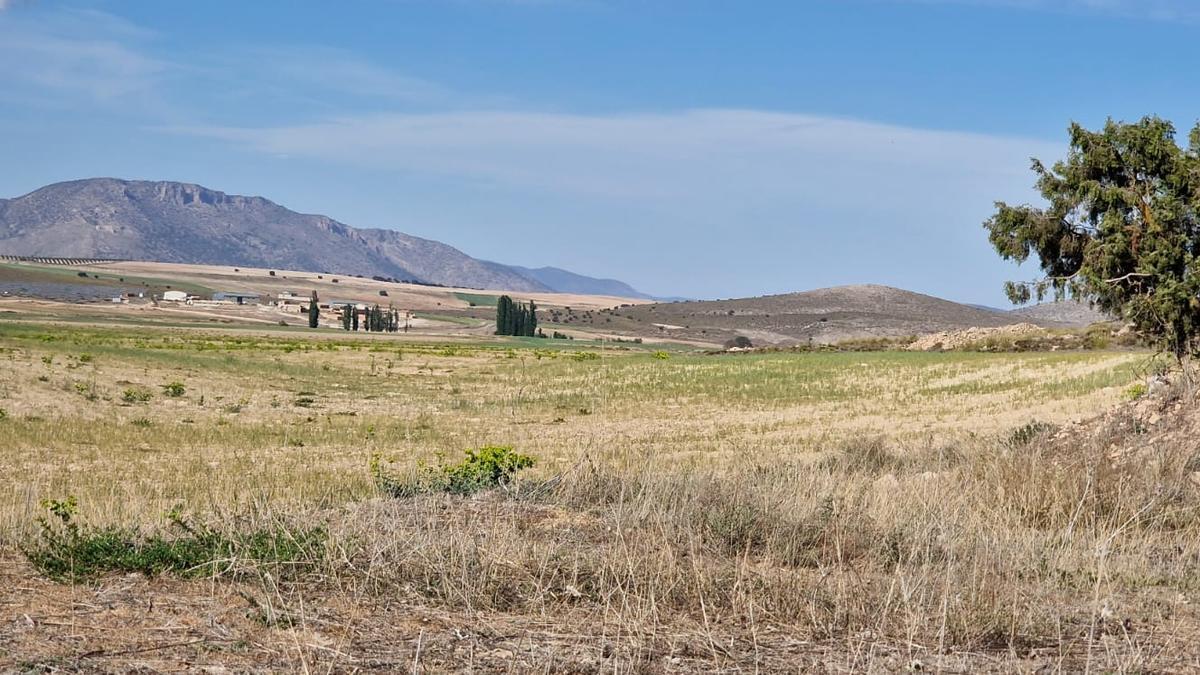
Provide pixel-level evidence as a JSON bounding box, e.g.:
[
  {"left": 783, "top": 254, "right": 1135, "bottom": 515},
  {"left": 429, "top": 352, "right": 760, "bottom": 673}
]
[
  {"left": 413, "top": 312, "right": 486, "bottom": 327},
  {"left": 453, "top": 292, "right": 499, "bottom": 307},
  {"left": 24, "top": 498, "right": 324, "bottom": 582}
]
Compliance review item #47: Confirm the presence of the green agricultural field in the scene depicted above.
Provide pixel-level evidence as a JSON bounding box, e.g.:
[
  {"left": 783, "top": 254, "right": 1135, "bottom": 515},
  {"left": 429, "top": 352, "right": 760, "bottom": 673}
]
[
  {"left": 453, "top": 291, "right": 500, "bottom": 307},
  {"left": 0, "top": 320, "right": 1185, "bottom": 671}
]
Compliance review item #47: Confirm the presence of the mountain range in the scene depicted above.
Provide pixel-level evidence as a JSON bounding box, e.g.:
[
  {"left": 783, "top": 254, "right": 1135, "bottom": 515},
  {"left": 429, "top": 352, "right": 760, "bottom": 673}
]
[{"left": 0, "top": 178, "right": 658, "bottom": 298}]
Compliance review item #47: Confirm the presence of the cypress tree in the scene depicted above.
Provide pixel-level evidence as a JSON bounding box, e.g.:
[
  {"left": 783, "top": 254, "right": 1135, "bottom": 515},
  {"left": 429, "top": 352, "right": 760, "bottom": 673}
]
[
  {"left": 367, "top": 304, "right": 383, "bottom": 332},
  {"left": 342, "top": 303, "right": 353, "bottom": 331},
  {"left": 496, "top": 295, "right": 511, "bottom": 335},
  {"left": 527, "top": 300, "right": 538, "bottom": 337},
  {"left": 308, "top": 291, "right": 320, "bottom": 328}
]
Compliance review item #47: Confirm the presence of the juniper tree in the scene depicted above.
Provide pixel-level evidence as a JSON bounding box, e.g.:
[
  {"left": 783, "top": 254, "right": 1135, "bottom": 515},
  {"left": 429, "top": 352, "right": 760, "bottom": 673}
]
[{"left": 985, "top": 116, "right": 1200, "bottom": 362}]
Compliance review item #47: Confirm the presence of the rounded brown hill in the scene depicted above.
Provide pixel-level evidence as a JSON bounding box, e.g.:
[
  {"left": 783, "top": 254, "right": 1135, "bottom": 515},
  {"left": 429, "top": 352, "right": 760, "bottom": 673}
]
[
  {"left": 605, "top": 284, "right": 1068, "bottom": 346},
  {"left": 1010, "top": 299, "right": 1111, "bottom": 325}
]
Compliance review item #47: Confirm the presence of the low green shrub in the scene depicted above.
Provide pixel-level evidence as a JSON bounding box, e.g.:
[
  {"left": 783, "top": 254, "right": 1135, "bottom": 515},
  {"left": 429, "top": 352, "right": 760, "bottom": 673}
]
[
  {"left": 1006, "top": 420, "right": 1057, "bottom": 448},
  {"left": 122, "top": 387, "right": 153, "bottom": 403},
  {"left": 161, "top": 381, "right": 186, "bottom": 397},
  {"left": 1082, "top": 325, "right": 1112, "bottom": 350},
  {"left": 24, "top": 498, "right": 323, "bottom": 582},
  {"left": 372, "top": 445, "right": 536, "bottom": 497},
  {"left": 73, "top": 381, "right": 99, "bottom": 401}
]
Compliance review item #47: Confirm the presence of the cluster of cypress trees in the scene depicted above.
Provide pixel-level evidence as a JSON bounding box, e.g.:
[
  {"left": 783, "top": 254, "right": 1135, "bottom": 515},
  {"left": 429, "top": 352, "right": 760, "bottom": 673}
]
[
  {"left": 340, "top": 304, "right": 403, "bottom": 332},
  {"left": 495, "top": 295, "right": 538, "bottom": 336}
]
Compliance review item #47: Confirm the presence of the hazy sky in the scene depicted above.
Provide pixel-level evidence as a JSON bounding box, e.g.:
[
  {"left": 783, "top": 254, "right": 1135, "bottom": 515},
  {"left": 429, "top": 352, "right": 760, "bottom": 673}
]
[{"left": 1, "top": 0, "right": 1198, "bottom": 302}]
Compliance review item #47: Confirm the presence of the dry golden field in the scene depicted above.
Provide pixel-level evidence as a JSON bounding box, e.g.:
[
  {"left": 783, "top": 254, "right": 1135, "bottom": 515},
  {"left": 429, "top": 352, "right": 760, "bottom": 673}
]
[{"left": 1, "top": 319, "right": 1195, "bottom": 672}]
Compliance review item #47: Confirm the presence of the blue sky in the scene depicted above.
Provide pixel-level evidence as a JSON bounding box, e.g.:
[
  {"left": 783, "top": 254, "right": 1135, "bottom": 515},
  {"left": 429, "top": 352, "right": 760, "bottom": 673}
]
[{"left": 1, "top": 0, "right": 1197, "bottom": 303}]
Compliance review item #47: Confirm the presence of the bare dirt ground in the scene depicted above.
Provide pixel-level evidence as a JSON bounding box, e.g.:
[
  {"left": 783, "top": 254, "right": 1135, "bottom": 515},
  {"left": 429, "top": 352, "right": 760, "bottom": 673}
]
[
  {"left": 11, "top": 548, "right": 1197, "bottom": 674},
  {"left": 907, "top": 322, "right": 1046, "bottom": 351}
]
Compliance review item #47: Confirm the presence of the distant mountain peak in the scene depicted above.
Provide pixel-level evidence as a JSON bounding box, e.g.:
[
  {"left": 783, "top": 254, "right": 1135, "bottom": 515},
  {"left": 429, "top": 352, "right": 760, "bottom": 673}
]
[{"left": 0, "top": 178, "right": 648, "bottom": 297}]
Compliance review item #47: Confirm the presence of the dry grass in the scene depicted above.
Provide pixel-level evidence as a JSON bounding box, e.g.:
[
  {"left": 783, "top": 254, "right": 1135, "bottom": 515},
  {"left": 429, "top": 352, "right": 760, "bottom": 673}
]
[{"left": 3, "top": 320, "right": 1195, "bottom": 671}]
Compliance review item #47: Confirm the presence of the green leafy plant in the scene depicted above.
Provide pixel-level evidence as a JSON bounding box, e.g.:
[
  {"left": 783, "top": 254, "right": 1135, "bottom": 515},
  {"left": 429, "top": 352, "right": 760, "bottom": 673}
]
[
  {"left": 652, "top": 350, "right": 670, "bottom": 360},
  {"left": 73, "top": 381, "right": 99, "bottom": 401},
  {"left": 372, "top": 445, "right": 536, "bottom": 497},
  {"left": 23, "top": 498, "right": 323, "bottom": 582},
  {"left": 161, "top": 381, "right": 186, "bottom": 397},
  {"left": 122, "top": 387, "right": 153, "bottom": 404},
  {"left": 1125, "top": 383, "right": 1148, "bottom": 400},
  {"left": 571, "top": 351, "right": 600, "bottom": 362}
]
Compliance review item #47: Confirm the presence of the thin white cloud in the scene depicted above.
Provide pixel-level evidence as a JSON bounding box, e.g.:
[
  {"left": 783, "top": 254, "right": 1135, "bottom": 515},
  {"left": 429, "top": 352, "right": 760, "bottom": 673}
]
[
  {"left": 0, "top": 10, "right": 463, "bottom": 116},
  {"left": 168, "top": 108, "right": 1059, "bottom": 216}
]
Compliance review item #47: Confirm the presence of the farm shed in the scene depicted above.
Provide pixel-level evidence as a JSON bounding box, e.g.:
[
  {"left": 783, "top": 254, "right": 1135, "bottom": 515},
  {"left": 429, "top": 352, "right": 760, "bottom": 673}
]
[{"left": 212, "top": 291, "right": 261, "bottom": 305}]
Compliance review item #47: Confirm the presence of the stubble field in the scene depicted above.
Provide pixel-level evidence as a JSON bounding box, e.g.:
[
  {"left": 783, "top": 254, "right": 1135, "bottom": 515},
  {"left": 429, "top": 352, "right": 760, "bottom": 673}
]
[{"left": 3, "top": 320, "right": 1194, "bottom": 672}]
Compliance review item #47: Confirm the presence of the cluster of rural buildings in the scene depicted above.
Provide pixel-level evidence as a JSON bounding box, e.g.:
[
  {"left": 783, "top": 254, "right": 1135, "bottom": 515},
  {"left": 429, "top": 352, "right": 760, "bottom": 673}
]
[{"left": 156, "top": 289, "right": 411, "bottom": 328}]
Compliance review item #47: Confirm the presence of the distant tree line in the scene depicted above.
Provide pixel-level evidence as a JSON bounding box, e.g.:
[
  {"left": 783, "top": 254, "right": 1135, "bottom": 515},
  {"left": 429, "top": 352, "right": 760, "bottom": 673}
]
[
  {"left": 340, "top": 303, "right": 403, "bottom": 332},
  {"left": 495, "top": 295, "right": 538, "bottom": 336}
]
